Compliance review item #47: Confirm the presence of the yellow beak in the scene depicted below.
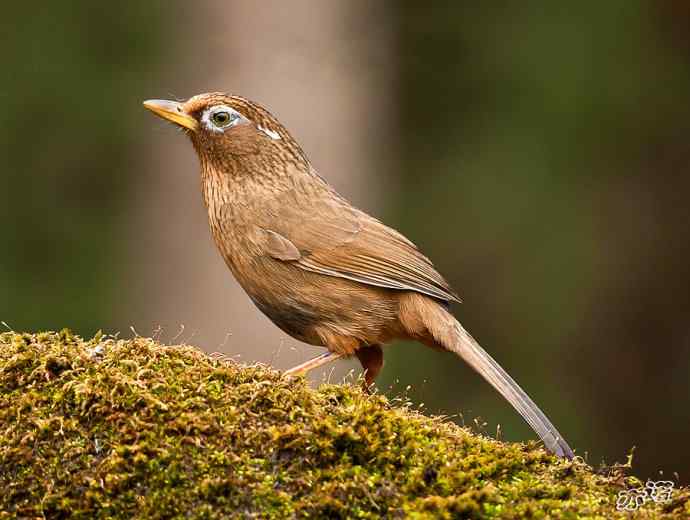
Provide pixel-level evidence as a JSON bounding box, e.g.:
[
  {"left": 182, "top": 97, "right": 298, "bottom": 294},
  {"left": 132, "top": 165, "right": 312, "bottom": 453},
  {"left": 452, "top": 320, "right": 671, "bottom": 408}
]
[{"left": 143, "top": 99, "right": 199, "bottom": 132}]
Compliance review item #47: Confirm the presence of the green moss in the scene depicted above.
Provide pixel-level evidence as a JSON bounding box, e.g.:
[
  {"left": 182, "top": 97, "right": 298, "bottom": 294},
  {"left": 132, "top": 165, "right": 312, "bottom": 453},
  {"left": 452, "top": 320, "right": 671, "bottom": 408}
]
[{"left": 1, "top": 330, "right": 687, "bottom": 519}]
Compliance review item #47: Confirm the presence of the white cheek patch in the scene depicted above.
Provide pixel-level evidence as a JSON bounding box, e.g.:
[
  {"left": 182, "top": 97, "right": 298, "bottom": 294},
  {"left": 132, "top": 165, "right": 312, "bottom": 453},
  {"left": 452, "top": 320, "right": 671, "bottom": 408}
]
[{"left": 257, "top": 125, "right": 281, "bottom": 140}]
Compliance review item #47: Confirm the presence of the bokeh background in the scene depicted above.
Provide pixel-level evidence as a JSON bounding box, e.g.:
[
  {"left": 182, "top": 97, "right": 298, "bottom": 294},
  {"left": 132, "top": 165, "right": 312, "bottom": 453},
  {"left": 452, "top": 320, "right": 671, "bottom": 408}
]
[{"left": 2, "top": 1, "right": 689, "bottom": 483}]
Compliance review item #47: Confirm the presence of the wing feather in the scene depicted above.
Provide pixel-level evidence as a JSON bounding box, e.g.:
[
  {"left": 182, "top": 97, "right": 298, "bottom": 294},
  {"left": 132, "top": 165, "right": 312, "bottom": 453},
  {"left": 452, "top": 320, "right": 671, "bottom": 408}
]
[{"left": 257, "top": 183, "right": 460, "bottom": 304}]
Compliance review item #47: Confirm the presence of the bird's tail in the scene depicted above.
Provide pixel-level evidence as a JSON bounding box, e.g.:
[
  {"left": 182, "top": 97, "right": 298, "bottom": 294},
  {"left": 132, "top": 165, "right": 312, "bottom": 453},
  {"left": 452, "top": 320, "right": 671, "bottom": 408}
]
[{"left": 405, "top": 295, "right": 574, "bottom": 458}]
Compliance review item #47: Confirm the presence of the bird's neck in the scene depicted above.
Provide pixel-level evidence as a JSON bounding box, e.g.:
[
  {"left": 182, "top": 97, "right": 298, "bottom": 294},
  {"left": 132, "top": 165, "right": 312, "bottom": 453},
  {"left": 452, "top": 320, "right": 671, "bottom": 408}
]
[{"left": 198, "top": 152, "right": 320, "bottom": 230}]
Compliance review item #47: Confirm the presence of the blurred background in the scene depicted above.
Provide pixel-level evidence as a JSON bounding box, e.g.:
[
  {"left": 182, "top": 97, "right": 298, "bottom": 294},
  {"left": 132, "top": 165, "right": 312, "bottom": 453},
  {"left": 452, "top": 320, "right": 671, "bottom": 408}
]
[{"left": 2, "top": 1, "right": 689, "bottom": 483}]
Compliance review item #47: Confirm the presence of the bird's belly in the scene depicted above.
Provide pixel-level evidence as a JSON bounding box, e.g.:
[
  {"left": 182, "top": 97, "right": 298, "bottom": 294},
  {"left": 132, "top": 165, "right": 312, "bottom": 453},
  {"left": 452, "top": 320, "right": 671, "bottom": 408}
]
[
  {"left": 235, "top": 262, "right": 400, "bottom": 348},
  {"left": 247, "top": 293, "right": 323, "bottom": 344}
]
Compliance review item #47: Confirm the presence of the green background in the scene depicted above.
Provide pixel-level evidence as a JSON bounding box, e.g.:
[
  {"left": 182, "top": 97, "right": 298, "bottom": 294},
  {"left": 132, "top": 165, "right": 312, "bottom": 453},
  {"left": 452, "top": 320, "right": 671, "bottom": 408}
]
[{"left": 2, "top": 2, "right": 689, "bottom": 483}]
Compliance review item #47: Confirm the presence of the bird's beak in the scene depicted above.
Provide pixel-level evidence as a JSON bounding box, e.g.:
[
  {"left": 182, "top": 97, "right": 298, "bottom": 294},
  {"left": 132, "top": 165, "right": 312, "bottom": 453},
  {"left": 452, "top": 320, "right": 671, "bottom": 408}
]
[{"left": 143, "top": 99, "right": 199, "bottom": 132}]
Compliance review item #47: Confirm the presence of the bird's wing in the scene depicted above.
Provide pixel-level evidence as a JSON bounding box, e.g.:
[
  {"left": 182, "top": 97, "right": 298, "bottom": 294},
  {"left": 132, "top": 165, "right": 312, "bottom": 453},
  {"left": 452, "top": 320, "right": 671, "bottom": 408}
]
[{"left": 257, "top": 187, "right": 460, "bottom": 304}]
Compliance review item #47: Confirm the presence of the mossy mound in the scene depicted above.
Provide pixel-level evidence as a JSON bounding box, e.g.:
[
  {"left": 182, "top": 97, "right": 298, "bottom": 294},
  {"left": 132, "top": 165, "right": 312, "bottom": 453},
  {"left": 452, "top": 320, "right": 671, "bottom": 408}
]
[{"left": 1, "top": 331, "right": 687, "bottom": 519}]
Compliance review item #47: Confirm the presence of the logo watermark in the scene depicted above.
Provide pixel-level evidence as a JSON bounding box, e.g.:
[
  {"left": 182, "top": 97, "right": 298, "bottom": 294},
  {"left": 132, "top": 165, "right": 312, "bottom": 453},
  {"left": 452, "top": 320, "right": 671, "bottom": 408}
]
[{"left": 616, "top": 480, "right": 674, "bottom": 512}]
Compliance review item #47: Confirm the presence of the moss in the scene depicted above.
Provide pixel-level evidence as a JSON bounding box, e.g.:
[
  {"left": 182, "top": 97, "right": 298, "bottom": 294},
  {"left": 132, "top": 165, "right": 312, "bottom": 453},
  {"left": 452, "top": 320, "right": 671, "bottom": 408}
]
[{"left": 0, "top": 330, "right": 687, "bottom": 519}]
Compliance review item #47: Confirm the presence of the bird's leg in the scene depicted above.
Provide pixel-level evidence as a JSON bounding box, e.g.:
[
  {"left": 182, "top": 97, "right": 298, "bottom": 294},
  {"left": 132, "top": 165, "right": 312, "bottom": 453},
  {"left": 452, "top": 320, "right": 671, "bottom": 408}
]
[
  {"left": 284, "top": 351, "right": 343, "bottom": 378},
  {"left": 355, "top": 344, "right": 384, "bottom": 393}
]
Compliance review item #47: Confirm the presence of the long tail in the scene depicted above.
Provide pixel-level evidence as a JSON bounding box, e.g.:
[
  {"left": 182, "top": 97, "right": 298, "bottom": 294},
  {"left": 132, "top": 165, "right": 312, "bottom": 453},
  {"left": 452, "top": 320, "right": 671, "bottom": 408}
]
[
  {"left": 447, "top": 319, "right": 574, "bottom": 458},
  {"left": 410, "top": 297, "right": 574, "bottom": 458}
]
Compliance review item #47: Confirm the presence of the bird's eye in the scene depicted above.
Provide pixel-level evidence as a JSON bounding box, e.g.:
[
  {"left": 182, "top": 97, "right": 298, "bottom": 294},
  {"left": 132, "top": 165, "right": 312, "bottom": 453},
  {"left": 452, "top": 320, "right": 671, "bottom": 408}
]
[
  {"left": 201, "top": 105, "right": 243, "bottom": 132},
  {"left": 211, "top": 110, "right": 233, "bottom": 127}
]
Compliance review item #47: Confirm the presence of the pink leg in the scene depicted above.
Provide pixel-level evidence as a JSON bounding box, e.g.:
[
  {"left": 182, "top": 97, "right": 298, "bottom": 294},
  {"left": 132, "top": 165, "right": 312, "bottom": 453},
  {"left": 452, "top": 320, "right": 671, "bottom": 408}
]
[{"left": 284, "top": 351, "right": 343, "bottom": 377}]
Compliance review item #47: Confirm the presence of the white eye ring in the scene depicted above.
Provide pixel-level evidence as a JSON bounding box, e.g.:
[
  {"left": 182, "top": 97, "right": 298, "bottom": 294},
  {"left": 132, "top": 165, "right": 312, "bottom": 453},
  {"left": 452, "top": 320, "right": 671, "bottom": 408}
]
[{"left": 201, "top": 105, "right": 243, "bottom": 132}]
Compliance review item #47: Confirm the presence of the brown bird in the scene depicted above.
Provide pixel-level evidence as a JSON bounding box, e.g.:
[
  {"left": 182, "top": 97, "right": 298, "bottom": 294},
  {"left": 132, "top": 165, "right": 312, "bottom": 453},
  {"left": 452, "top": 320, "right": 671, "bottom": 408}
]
[{"left": 143, "top": 93, "right": 574, "bottom": 459}]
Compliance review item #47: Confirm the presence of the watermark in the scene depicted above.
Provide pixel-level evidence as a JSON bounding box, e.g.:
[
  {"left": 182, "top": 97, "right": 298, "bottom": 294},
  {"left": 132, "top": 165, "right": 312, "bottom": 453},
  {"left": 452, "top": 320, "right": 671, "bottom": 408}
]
[{"left": 616, "top": 480, "right": 674, "bottom": 512}]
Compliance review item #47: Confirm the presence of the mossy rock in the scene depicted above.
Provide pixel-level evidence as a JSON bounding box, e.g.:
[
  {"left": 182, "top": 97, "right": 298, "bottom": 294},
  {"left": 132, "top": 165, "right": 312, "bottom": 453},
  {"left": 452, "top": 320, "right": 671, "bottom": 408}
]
[{"left": 0, "top": 330, "right": 687, "bottom": 519}]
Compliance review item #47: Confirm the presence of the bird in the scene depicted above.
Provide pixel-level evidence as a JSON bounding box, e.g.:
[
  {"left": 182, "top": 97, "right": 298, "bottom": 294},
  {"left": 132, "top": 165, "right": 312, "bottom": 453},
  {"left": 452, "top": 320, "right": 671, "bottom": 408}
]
[{"left": 143, "top": 92, "right": 574, "bottom": 459}]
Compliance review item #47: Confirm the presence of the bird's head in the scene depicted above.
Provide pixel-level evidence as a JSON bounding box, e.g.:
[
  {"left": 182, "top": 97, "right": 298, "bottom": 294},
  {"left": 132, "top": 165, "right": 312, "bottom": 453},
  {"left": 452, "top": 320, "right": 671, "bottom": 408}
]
[{"left": 143, "top": 93, "right": 307, "bottom": 172}]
